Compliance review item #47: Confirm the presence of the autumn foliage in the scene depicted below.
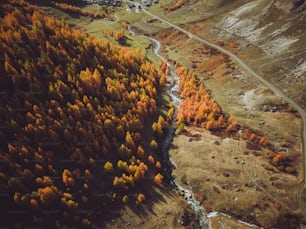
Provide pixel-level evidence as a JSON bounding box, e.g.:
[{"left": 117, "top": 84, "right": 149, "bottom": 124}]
[
  {"left": 162, "top": 0, "right": 187, "bottom": 11},
  {"left": 175, "top": 64, "right": 236, "bottom": 132},
  {"left": 174, "top": 64, "right": 274, "bottom": 150},
  {"left": 174, "top": 60, "right": 295, "bottom": 176},
  {"left": 0, "top": 1, "right": 165, "bottom": 227}
]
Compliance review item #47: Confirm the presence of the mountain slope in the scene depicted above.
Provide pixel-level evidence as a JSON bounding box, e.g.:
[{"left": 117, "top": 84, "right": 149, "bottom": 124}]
[
  {"left": 161, "top": 0, "right": 306, "bottom": 108},
  {"left": 0, "top": 1, "right": 169, "bottom": 228}
]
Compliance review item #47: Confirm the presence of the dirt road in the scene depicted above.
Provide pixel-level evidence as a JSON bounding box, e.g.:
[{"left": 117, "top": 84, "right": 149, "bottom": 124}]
[{"left": 142, "top": 7, "right": 306, "bottom": 215}]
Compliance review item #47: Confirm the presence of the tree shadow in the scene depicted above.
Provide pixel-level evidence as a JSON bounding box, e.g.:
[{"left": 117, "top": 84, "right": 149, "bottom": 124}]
[{"left": 92, "top": 183, "right": 178, "bottom": 228}]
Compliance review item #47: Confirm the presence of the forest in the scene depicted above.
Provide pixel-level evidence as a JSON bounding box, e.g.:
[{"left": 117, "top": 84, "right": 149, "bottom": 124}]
[
  {"left": 0, "top": 0, "right": 168, "bottom": 227},
  {"left": 0, "top": 0, "right": 299, "bottom": 228}
]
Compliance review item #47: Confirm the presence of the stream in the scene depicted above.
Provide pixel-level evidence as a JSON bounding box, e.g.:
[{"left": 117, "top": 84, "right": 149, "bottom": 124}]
[
  {"left": 84, "top": 0, "right": 210, "bottom": 225},
  {"left": 127, "top": 25, "right": 262, "bottom": 229},
  {"left": 85, "top": 0, "right": 211, "bottom": 225},
  {"left": 127, "top": 24, "right": 210, "bottom": 229},
  {"left": 85, "top": 1, "right": 272, "bottom": 227},
  {"left": 80, "top": 3, "right": 263, "bottom": 225}
]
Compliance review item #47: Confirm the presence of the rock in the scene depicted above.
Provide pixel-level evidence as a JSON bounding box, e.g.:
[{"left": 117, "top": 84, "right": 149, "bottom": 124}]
[
  {"left": 180, "top": 210, "right": 191, "bottom": 226},
  {"left": 222, "top": 184, "right": 229, "bottom": 190},
  {"left": 223, "top": 172, "right": 230, "bottom": 177},
  {"left": 213, "top": 186, "right": 221, "bottom": 193}
]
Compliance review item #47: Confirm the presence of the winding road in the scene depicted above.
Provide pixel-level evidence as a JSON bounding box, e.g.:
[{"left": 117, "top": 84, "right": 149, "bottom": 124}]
[{"left": 139, "top": 6, "right": 306, "bottom": 215}]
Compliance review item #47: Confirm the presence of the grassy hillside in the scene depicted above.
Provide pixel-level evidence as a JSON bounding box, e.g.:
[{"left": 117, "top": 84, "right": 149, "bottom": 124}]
[{"left": 156, "top": 0, "right": 306, "bottom": 108}]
